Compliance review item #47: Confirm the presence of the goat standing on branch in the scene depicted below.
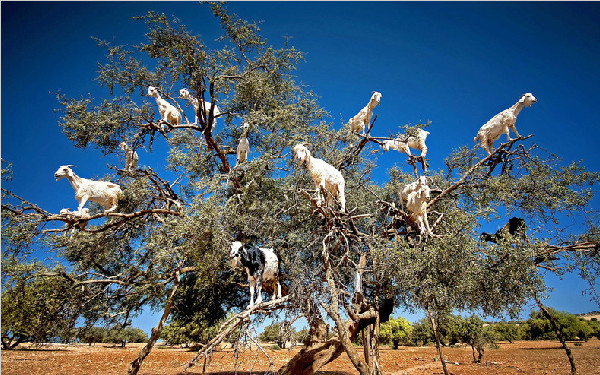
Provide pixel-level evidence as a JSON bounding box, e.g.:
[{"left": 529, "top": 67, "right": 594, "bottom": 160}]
[
  {"left": 480, "top": 217, "right": 526, "bottom": 243},
  {"left": 229, "top": 241, "right": 282, "bottom": 309},
  {"left": 236, "top": 122, "right": 250, "bottom": 166},
  {"left": 347, "top": 92, "right": 382, "bottom": 135},
  {"left": 148, "top": 86, "right": 181, "bottom": 128},
  {"left": 405, "top": 182, "right": 434, "bottom": 236},
  {"left": 381, "top": 128, "right": 430, "bottom": 158},
  {"left": 475, "top": 93, "right": 537, "bottom": 155},
  {"left": 54, "top": 165, "right": 122, "bottom": 213},
  {"left": 179, "top": 88, "right": 221, "bottom": 132},
  {"left": 293, "top": 143, "right": 346, "bottom": 212},
  {"left": 120, "top": 142, "right": 138, "bottom": 173}
]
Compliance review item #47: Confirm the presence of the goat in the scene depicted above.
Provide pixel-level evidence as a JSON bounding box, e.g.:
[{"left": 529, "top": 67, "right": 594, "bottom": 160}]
[
  {"left": 148, "top": 86, "right": 181, "bottom": 127},
  {"left": 480, "top": 217, "right": 526, "bottom": 243},
  {"left": 236, "top": 122, "right": 250, "bottom": 166},
  {"left": 179, "top": 88, "right": 220, "bottom": 132},
  {"left": 475, "top": 93, "right": 537, "bottom": 155},
  {"left": 406, "top": 184, "right": 433, "bottom": 236},
  {"left": 230, "top": 241, "right": 282, "bottom": 308},
  {"left": 381, "top": 128, "right": 429, "bottom": 157},
  {"left": 54, "top": 165, "right": 123, "bottom": 213},
  {"left": 119, "top": 142, "right": 138, "bottom": 172},
  {"left": 400, "top": 176, "right": 428, "bottom": 206},
  {"left": 381, "top": 139, "right": 411, "bottom": 154},
  {"left": 347, "top": 92, "right": 382, "bottom": 135},
  {"left": 293, "top": 143, "right": 346, "bottom": 212},
  {"left": 59, "top": 208, "right": 91, "bottom": 230}
]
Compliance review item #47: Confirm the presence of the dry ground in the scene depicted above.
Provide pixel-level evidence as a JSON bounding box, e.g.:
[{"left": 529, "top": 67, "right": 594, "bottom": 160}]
[{"left": 2, "top": 339, "right": 599, "bottom": 375}]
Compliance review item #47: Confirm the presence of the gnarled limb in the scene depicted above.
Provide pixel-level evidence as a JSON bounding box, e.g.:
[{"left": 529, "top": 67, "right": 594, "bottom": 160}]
[
  {"left": 185, "top": 296, "right": 290, "bottom": 372},
  {"left": 128, "top": 270, "right": 180, "bottom": 375},
  {"left": 428, "top": 135, "right": 533, "bottom": 208},
  {"left": 534, "top": 294, "right": 577, "bottom": 375}
]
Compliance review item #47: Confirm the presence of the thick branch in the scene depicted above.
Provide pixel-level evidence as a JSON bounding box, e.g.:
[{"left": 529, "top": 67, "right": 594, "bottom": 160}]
[
  {"left": 185, "top": 295, "right": 290, "bottom": 371},
  {"left": 534, "top": 295, "right": 577, "bottom": 375},
  {"left": 428, "top": 135, "right": 532, "bottom": 208},
  {"left": 129, "top": 270, "right": 181, "bottom": 375}
]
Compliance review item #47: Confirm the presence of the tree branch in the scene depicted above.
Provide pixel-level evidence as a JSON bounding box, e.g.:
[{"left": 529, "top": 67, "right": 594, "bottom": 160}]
[{"left": 428, "top": 135, "right": 533, "bottom": 209}]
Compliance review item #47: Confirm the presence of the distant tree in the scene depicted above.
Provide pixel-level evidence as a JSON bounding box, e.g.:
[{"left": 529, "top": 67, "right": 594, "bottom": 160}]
[
  {"left": 460, "top": 315, "right": 496, "bottom": 363},
  {"left": 526, "top": 309, "right": 593, "bottom": 341},
  {"left": 379, "top": 317, "right": 413, "bottom": 349},
  {"left": 77, "top": 327, "right": 107, "bottom": 346},
  {"left": 161, "top": 323, "right": 185, "bottom": 346},
  {"left": 410, "top": 318, "right": 434, "bottom": 346},
  {"left": 259, "top": 322, "right": 296, "bottom": 348},
  {"left": 491, "top": 321, "right": 522, "bottom": 343},
  {"left": 295, "top": 329, "right": 309, "bottom": 344},
  {"left": 105, "top": 327, "right": 147, "bottom": 347}
]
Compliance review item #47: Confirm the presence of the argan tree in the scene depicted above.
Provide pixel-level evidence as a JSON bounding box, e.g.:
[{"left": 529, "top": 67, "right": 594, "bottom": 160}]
[{"left": 2, "top": 4, "right": 599, "bottom": 375}]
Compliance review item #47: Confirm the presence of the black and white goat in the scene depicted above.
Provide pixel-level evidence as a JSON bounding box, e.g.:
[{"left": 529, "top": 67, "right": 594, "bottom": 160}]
[{"left": 230, "top": 241, "right": 282, "bottom": 309}]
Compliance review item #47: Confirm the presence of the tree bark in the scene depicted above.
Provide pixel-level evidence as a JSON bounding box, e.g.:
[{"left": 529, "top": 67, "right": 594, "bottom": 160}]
[
  {"left": 535, "top": 294, "right": 577, "bottom": 375},
  {"left": 128, "top": 271, "right": 180, "bottom": 375},
  {"left": 278, "top": 339, "right": 345, "bottom": 375},
  {"left": 427, "top": 305, "right": 449, "bottom": 375}
]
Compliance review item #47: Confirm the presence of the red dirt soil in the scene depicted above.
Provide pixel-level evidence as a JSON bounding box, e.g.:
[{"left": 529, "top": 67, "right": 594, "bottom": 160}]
[{"left": 2, "top": 339, "right": 599, "bottom": 375}]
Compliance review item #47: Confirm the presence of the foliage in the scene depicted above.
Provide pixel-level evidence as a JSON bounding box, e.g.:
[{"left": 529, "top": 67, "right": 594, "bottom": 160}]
[
  {"left": 77, "top": 326, "right": 107, "bottom": 345},
  {"left": 522, "top": 309, "right": 594, "bottom": 341},
  {"left": 259, "top": 322, "right": 297, "bottom": 348},
  {"left": 459, "top": 315, "right": 496, "bottom": 363},
  {"left": 76, "top": 326, "right": 147, "bottom": 346},
  {"left": 491, "top": 321, "right": 522, "bottom": 343},
  {"left": 379, "top": 317, "right": 413, "bottom": 349},
  {"left": 1, "top": 261, "right": 88, "bottom": 349}
]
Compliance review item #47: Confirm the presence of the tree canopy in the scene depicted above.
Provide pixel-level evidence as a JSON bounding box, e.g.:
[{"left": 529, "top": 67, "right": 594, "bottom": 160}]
[{"left": 1, "top": 4, "right": 599, "bottom": 375}]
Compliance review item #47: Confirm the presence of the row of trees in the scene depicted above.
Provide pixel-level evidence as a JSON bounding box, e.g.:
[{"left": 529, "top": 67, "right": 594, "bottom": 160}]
[
  {"left": 162, "top": 309, "right": 600, "bottom": 354},
  {"left": 1, "top": 3, "right": 599, "bottom": 375},
  {"left": 76, "top": 326, "right": 148, "bottom": 347}
]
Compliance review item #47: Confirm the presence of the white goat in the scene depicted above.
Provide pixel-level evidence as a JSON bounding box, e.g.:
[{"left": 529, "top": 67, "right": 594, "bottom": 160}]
[
  {"left": 475, "top": 93, "right": 537, "bottom": 155},
  {"left": 179, "top": 88, "right": 221, "bottom": 132},
  {"left": 400, "top": 176, "right": 429, "bottom": 206},
  {"left": 54, "top": 165, "right": 123, "bottom": 213},
  {"left": 236, "top": 122, "right": 250, "bottom": 166},
  {"left": 381, "top": 128, "right": 429, "bottom": 157},
  {"left": 347, "top": 91, "right": 382, "bottom": 135},
  {"left": 293, "top": 144, "right": 346, "bottom": 212},
  {"left": 405, "top": 184, "right": 433, "bottom": 236},
  {"left": 148, "top": 86, "right": 181, "bottom": 127},
  {"left": 119, "top": 142, "right": 138, "bottom": 172},
  {"left": 381, "top": 139, "right": 411, "bottom": 155}
]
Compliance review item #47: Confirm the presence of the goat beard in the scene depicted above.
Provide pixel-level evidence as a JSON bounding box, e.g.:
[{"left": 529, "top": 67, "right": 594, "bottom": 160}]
[{"left": 231, "top": 257, "right": 241, "bottom": 268}]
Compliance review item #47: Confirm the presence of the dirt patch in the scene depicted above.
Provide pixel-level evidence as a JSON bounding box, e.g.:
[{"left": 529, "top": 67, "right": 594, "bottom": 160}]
[{"left": 2, "top": 339, "right": 599, "bottom": 375}]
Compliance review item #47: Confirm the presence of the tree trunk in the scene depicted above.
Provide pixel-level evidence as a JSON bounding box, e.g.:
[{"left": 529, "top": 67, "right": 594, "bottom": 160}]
[
  {"left": 128, "top": 271, "right": 180, "bottom": 375},
  {"left": 535, "top": 295, "right": 577, "bottom": 375},
  {"left": 427, "top": 306, "right": 449, "bottom": 375},
  {"left": 278, "top": 339, "right": 345, "bottom": 375},
  {"left": 477, "top": 345, "right": 484, "bottom": 363},
  {"left": 362, "top": 325, "right": 373, "bottom": 374}
]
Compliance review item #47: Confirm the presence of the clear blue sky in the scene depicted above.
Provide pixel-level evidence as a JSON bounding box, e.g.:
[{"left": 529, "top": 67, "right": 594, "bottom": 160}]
[{"left": 2, "top": 2, "right": 599, "bottom": 333}]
